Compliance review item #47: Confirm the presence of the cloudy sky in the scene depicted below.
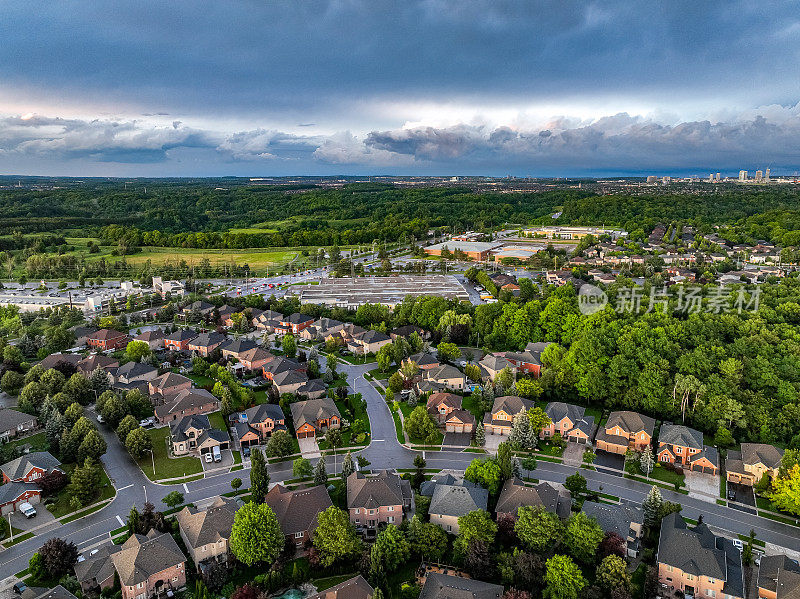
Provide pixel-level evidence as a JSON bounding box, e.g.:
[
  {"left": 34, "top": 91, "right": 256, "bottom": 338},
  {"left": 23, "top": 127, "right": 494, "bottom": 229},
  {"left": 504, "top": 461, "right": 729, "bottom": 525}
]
[{"left": 2, "top": 0, "right": 800, "bottom": 177}]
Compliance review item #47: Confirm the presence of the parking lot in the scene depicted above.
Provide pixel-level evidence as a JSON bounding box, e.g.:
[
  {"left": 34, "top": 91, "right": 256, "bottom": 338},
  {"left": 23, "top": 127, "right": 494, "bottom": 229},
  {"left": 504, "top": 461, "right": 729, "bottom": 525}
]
[{"left": 297, "top": 275, "right": 471, "bottom": 308}]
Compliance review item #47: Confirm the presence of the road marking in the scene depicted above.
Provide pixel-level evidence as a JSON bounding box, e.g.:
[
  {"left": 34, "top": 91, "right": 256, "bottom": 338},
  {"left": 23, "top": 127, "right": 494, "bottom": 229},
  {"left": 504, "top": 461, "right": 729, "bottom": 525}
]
[
  {"left": 116, "top": 515, "right": 124, "bottom": 526},
  {"left": 183, "top": 483, "right": 189, "bottom": 493},
  {"left": 117, "top": 484, "right": 133, "bottom": 491},
  {"left": 372, "top": 439, "right": 385, "bottom": 442}
]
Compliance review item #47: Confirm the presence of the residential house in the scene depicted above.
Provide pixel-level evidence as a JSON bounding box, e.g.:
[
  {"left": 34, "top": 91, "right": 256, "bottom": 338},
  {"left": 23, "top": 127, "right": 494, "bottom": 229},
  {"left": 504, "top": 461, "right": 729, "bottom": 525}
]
[
  {"left": 183, "top": 301, "right": 215, "bottom": 317},
  {"left": 262, "top": 357, "right": 306, "bottom": 381},
  {"left": 295, "top": 379, "right": 327, "bottom": 400},
  {"left": 494, "top": 478, "right": 572, "bottom": 520},
  {"left": 0, "top": 408, "right": 37, "bottom": 442},
  {"left": 424, "top": 364, "right": 467, "bottom": 392},
  {"left": 154, "top": 388, "right": 221, "bottom": 424},
  {"left": 265, "top": 484, "right": 333, "bottom": 547},
  {"left": 219, "top": 338, "right": 258, "bottom": 361},
  {"left": 390, "top": 325, "right": 426, "bottom": 341},
  {"left": 252, "top": 310, "right": 284, "bottom": 331},
  {"left": 133, "top": 329, "right": 165, "bottom": 350},
  {"left": 169, "top": 414, "right": 229, "bottom": 456},
  {"left": 478, "top": 354, "right": 515, "bottom": 382},
  {"left": 403, "top": 352, "right": 440, "bottom": 371},
  {"left": 419, "top": 473, "right": 479, "bottom": 497},
  {"left": 425, "top": 393, "right": 474, "bottom": 434},
  {"left": 148, "top": 372, "right": 192, "bottom": 400},
  {"left": 110, "top": 530, "right": 187, "bottom": 599},
  {"left": 272, "top": 370, "right": 312, "bottom": 395},
  {"left": 306, "top": 576, "right": 373, "bottom": 599},
  {"left": 502, "top": 341, "right": 552, "bottom": 378},
  {"left": 726, "top": 443, "right": 784, "bottom": 486},
  {"left": 541, "top": 402, "right": 595, "bottom": 444},
  {"left": 74, "top": 545, "right": 118, "bottom": 593},
  {"left": 236, "top": 347, "right": 274, "bottom": 372},
  {"left": 419, "top": 574, "right": 502, "bottom": 599},
  {"left": 164, "top": 329, "right": 197, "bottom": 352},
  {"left": 187, "top": 332, "right": 227, "bottom": 357},
  {"left": 657, "top": 424, "right": 719, "bottom": 474},
  {"left": 483, "top": 396, "right": 535, "bottom": 436},
  {"left": 656, "top": 513, "right": 744, "bottom": 599},
  {"left": 278, "top": 313, "right": 315, "bottom": 335},
  {"left": 594, "top": 410, "right": 655, "bottom": 455},
  {"left": 87, "top": 329, "right": 130, "bottom": 351},
  {"left": 72, "top": 325, "right": 99, "bottom": 346},
  {"left": 1, "top": 451, "right": 61, "bottom": 483},
  {"left": 347, "top": 470, "right": 412, "bottom": 531},
  {"left": 77, "top": 354, "right": 119, "bottom": 376},
  {"left": 114, "top": 362, "right": 159, "bottom": 386},
  {"left": 756, "top": 554, "right": 800, "bottom": 599},
  {"left": 234, "top": 404, "right": 287, "bottom": 446},
  {"left": 582, "top": 501, "right": 644, "bottom": 557},
  {"left": 216, "top": 304, "right": 237, "bottom": 325},
  {"left": 38, "top": 353, "right": 81, "bottom": 372},
  {"left": 0, "top": 480, "right": 42, "bottom": 515},
  {"left": 291, "top": 399, "right": 341, "bottom": 439},
  {"left": 428, "top": 482, "right": 489, "bottom": 534},
  {"left": 175, "top": 496, "right": 238, "bottom": 568},
  {"left": 348, "top": 330, "right": 392, "bottom": 356},
  {"left": 21, "top": 586, "right": 79, "bottom": 599}
]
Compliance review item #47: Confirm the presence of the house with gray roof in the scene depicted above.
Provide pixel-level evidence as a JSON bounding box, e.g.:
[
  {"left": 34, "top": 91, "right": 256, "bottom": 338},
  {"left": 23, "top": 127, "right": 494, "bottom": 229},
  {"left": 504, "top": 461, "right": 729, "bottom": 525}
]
[
  {"left": 0, "top": 408, "right": 37, "bottom": 442},
  {"left": 582, "top": 501, "right": 644, "bottom": 557},
  {"left": 347, "top": 470, "right": 412, "bottom": 533},
  {"left": 428, "top": 483, "right": 489, "bottom": 534},
  {"left": 175, "top": 496, "right": 238, "bottom": 568},
  {"left": 757, "top": 554, "right": 800, "bottom": 599},
  {"left": 420, "top": 473, "right": 480, "bottom": 497},
  {"left": 114, "top": 361, "right": 158, "bottom": 385},
  {"left": 419, "top": 573, "right": 503, "bottom": 599},
  {"left": 656, "top": 512, "right": 744, "bottom": 599},
  {"left": 266, "top": 484, "right": 333, "bottom": 546},
  {"left": 657, "top": 423, "right": 719, "bottom": 474},
  {"left": 1, "top": 451, "right": 61, "bottom": 483},
  {"left": 726, "top": 443, "right": 784, "bottom": 486},
  {"left": 262, "top": 357, "right": 306, "bottom": 381},
  {"left": 291, "top": 398, "right": 341, "bottom": 439},
  {"left": 169, "top": 414, "right": 229, "bottom": 456},
  {"left": 424, "top": 364, "right": 467, "bottom": 391},
  {"left": 307, "top": 575, "right": 373, "bottom": 599},
  {"left": 21, "top": 586, "right": 79, "bottom": 599},
  {"left": 187, "top": 332, "right": 227, "bottom": 357},
  {"left": 154, "top": 388, "right": 220, "bottom": 424},
  {"left": 478, "top": 354, "right": 515, "bottom": 382},
  {"left": 495, "top": 478, "right": 571, "bottom": 520},
  {"left": 74, "top": 545, "right": 117, "bottom": 593},
  {"left": 234, "top": 403, "right": 287, "bottom": 446},
  {"left": 110, "top": 530, "right": 187, "bottom": 599},
  {"left": 541, "top": 402, "right": 595, "bottom": 444},
  {"left": 484, "top": 396, "right": 535, "bottom": 436}
]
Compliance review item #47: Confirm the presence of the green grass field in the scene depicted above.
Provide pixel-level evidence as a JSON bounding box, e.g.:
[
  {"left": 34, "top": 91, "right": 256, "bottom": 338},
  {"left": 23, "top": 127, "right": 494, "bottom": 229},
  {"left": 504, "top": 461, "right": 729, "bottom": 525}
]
[{"left": 136, "top": 427, "right": 203, "bottom": 481}]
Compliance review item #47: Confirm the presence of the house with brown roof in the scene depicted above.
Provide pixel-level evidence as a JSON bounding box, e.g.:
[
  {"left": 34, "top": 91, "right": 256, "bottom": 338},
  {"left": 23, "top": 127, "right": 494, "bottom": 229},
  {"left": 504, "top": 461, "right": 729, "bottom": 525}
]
[
  {"left": 403, "top": 352, "right": 440, "bottom": 371},
  {"left": 148, "top": 372, "right": 192, "bottom": 400},
  {"left": 77, "top": 354, "right": 119, "bottom": 376},
  {"left": 164, "top": 329, "right": 197, "bottom": 352},
  {"left": 154, "top": 388, "right": 220, "bottom": 424},
  {"left": 726, "top": 443, "right": 784, "bottom": 486},
  {"left": 175, "top": 496, "right": 238, "bottom": 568},
  {"left": 657, "top": 424, "right": 719, "bottom": 474},
  {"left": 541, "top": 402, "right": 595, "bottom": 444},
  {"left": 483, "top": 396, "right": 535, "bottom": 436},
  {"left": 478, "top": 354, "right": 515, "bottom": 382},
  {"left": 266, "top": 484, "right": 333, "bottom": 547},
  {"left": 38, "top": 353, "right": 82, "bottom": 372},
  {"left": 595, "top": 410, "right": 655, "bottom": 454},
  {"left": 419, "top": 573, "right": 502, "bottom": 599},
  {"left": 425, "top": 393, "right": 474, "bottom": 433},
  {"left": 110, "top": 530, "right": 187, "bottom": 599},
  {"left": 495, "top": 478, "right": 571, "bottom": 520},
  {"left": 87, "top": 329, "right": 130, "bottom": 351},
  {"left": 757, "top": 554, "right": 800, "bottom": 599},
  {"left": 237, "top": 347, "right": 274, "bottom": 371},
  {"left": 187, "top": 332, "right": 226, "bottom": 357},
  {"left": 291, "top": 399, "right": 341, "bottom": 439},
  {"left": 0, "top": 408, "right": 37, "bottom": 442},
  {"left": 347, "top": 470, "right": 412, "bottom": 533},
  {"left": 306, "top": 576, "right": 373, "bottom": 599},
  {"left": 424, "top": 364, "right": 467, "bottom": 392},
  {"left": 133, "top": 329, "right": 165, "bottom": 350},
  {"left": 262, "top": 357, "right": 306, "bottom": 381}
]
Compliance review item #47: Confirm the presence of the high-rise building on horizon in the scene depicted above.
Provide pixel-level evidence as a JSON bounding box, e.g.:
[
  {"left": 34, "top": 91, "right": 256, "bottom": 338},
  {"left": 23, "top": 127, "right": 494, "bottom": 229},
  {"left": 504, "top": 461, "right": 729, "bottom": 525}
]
[
  {"left": 755, "top": 170, "right": 764, "bottom": 182},
  {"left": 739, "top": 170, "right": 748, "bottom": 181},
  {"left": 765, "top": 168, "right": 771, "bottom": 181}
]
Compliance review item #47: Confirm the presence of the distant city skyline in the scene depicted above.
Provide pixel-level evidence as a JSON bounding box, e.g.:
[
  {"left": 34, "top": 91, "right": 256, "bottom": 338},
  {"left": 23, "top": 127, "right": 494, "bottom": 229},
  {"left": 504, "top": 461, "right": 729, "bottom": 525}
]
[{"left": 1, "top": 1, "right": 800, "bottom": 176}]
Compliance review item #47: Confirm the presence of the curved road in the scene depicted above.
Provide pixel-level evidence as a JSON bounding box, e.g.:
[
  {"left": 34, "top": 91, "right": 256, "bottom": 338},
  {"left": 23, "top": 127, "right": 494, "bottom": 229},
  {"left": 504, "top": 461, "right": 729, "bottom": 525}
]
[{"left": 1, "top": 361, "right": 798, "bottom": 578}]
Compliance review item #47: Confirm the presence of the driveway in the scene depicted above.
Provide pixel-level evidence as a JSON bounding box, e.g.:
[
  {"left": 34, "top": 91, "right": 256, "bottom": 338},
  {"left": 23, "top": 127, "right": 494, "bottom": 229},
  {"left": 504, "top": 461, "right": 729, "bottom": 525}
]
[
  {"left": 562, "top": 442, "right": 586, "bottom": 467},
  {"left": 483, "top": 433, "right": 504, "bottom": 453},
  {"left": 9, "top": 506, "right": 58, "bottom": 533},
  {"left": 201, "top": 448, "right": 234, "bottom": 471},
  {"left": 442, "top": 432, "right": 472, "bottom": 447},
  {"left": 299, "top": 437, "right": 321, "bottom": 459},
  {"left": 684, "top": 471, "right": 721, "bottom": 503},
  {"left": 727, "top": 481, "right": 757, "bottom": 514},
  {"left": 594, "top": 449, "right": 625, "bottom": 473}
]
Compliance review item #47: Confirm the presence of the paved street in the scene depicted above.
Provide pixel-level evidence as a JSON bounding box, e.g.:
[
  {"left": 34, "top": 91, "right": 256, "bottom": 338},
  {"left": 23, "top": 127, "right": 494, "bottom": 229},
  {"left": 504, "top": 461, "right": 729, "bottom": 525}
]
[{"left": 1, "top": 358, "right": 799, "bottom": 579}]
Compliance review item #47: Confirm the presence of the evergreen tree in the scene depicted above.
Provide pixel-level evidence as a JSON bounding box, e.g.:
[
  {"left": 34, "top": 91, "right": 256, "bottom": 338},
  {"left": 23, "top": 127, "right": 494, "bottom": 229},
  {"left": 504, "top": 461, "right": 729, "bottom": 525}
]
[
  {"left": 475, "top": 422, "right": 486, "bottom": 447},
  {"left": 88, "top": 367, "right": 111, "bottom": 395},
  {"left": 341, "top": 452, "right": 355, "bottom": 479},
  {"left": 249, "top": 448, "right": 270, "bottom": 503},
  {"left": 406, "top": 389, "right": 417, "bottom": 407},
  {"left": 513, "top": 457, "right": 522, "bottom": 478},
  {"left": 640, "top": 446, "right": 654, "bottom": 476},
  {"left": 509, "top": 411, "right": 533, "bottom": 450},
  {"left": 642, "top": 485, "right": 663, "bottom": 526},
  {"left": 314, "top": 457, "right": 328, "bottom": 486}
]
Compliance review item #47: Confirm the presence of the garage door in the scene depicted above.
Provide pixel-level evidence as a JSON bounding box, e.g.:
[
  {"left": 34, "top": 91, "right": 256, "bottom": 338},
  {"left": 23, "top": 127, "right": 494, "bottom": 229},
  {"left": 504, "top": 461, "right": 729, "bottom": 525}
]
[{"left": 446, "top": 424, "right": 455, "bottom": 433}]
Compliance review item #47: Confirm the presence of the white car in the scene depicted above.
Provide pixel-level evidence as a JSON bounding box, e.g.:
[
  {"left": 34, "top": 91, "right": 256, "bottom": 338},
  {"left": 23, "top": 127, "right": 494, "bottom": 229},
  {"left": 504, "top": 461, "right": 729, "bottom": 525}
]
[
  {"left": 204, "top": 453, "right": 213, "bottom": 463},
  {"left": 96, "top": 414, "right": 105, "bottom": 423},
  {"left": 732, "top": 539, "right": 744, "bottom": 551},
  {"left": 18, "top": 502, "right": 37, "bottom": 519},
  {"left": 139, "top": 417, "right": 155, "bottom": 428}
]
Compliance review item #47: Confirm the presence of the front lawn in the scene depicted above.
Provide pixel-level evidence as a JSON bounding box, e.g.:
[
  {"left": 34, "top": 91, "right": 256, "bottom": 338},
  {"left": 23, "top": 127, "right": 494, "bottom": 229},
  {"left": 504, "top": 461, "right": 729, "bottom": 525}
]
[
  {"left": 47, "top": 464, "right": 116, "bottom": 518},
  {"left": 536, "top": 441, "right": 565, "bottom": 457},
  {"left": 136, "top": 427, "right": 203, "bottom": 481},
  {"left": 3, "top": 431, "right": 48, "bottom": 455},
  {"left": 649, "top": 463, "right": 685, "bottom": 487}
]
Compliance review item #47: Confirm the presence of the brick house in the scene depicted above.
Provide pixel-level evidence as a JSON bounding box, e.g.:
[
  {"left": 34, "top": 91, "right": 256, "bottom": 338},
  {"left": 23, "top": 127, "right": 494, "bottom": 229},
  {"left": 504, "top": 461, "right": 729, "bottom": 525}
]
[
  {"left": 541, "top": 402, "right": 595, "bottom": 444},
  {"left": 594, "top": 410, "right": 655, "bottom": 455},
  {"left": 0, "top": 482, "right": 42, "bottom": 515},
  {"left": 77, "top": 354, "right": 119, "bottom": 377},
  {"left": 726, "top": 443, "right": 784, "bottom": 486},
  {"left": 494, "top": 478, "right": 572, "bottom": 520},
  {"left": 163, "top": 329, "right": 197, "bottom": 352},
  {"left": 266, "top": 484, "right": 333, "bottom": 547},
  {"left": 187, "top": 332, "right": 227, "bottom": 357},
  {"left": 347, "top": 470, "right": 412, "bottom": 532},
  {"left": 657, "top": 424, "right": 719, "bottom": 474},
  {"left": 110, "top": 530, "right": 187, "bottom": 599},
  {"left": 291, "top": 398, "right": 341, "bottom": 439},
  {"left": 262, "top": 357, "right": 306, "bottom": 381},
  {"left": 236, "top": 347, "right": 274, "bottom": 372},
  {"left": 756, "top": 554, "right": 800, "bottom": 599},
  {"left": 402, "top": 352, "right": 440, "bottom": 371},
  {"left": 483, "top": 396, "right": 535, "bottom": 436},
  {"left": 0, "top": 408, "right": 37, "bottom": 442},
  {"left": 154, "top": 388, "right": 221, "bottom": 424},
  {"left": 148, "top": 372, "right": 192, "bottom": 400},
  {"left": 133, "top": 329, "right": 165, "bottom": 350},
  {"left": 1, "top": 451, "right": 61, "bottom": 483},
  {"left": 175, "top": 496, "right": 238, "bottom": 568},
  {"left": 234, "top": 404, "right": 287, "bottom": 446},
  {"left": 74, "top": 545, "right": 118, "bottom": 593},
  {"left": 279, "top": 313, "right": 315, "bottom": 335},
  {"left": 657, "top": 513, "right": 744, "bottom": 599},
  {"left": 219, "top": 338, "right": 258, "bottom": 361},
  {"left": 169, "top": 414, "right": 229, "bottom": 456},
  {"left": 87, "top": 329, "right": 130, "bottom": 351},
  {"left": 426, "top": 393, "right": 474, "bottom": 434},
  {"left": 478, "top": 354, "right": 515, "bottom": 382}
]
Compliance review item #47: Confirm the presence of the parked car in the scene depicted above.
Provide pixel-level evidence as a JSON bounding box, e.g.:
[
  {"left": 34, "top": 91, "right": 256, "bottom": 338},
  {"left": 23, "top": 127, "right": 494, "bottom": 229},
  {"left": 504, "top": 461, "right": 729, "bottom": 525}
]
[
  {"left": 732, "top": 539, "right": 744, "bottom": 551},
  {"left": 242, "top": 446, "right": 251, "bottom": 458},
  {"left": 212, "top": 446, "right": 222, "bottom": 462},
  {"left": 96, "top": 413, "right": 105, "bottom": 423},
  {"left": 18, "top": 502, "right": 37, "bottom": 519},
  {"left": 13, "top": 582, "right": 28, "bottom": 594},
  {"left": 204, "top": 453, "right": 213, "bottom": 463},
  {"left": 139, "top": 417, "right": 155, "bottom": 428}
]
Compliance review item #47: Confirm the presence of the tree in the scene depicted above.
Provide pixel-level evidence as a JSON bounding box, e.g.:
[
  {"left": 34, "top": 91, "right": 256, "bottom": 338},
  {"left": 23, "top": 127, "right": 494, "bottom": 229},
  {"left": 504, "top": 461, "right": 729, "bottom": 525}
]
[
  {"left": 36, "top": 470, "right": 68, "bottom": 495},
  {"left": 640, "top": 446, "right": 654, "bottom": 476},
  {"left": 19, "top": 381, "right": 45, "bottom": 411},
  {"left": 399, "top": 360, "right": 420, "bottom": 381},
  {"left": 371, "top": 524, "right": 410, "bottom": 574},
  {"left": 249, "top": 447, "right": 270, "bottom": 503},
  {"left": 564, "top": 512, "right": 603, "bottom": 563},
  {"left": 412, "top": 454, "right": 426, "bottom": 490},
  {"left": 543, "top": 554, "right": 586, "bottom": 599},
  {"left": 376, "top": 346, "right": 392, "bottom": 373},
  {"left": 405, "top": 405, "right": 439, "bottom": 443},
  {"left": 407, "top": 516, "right": 448, "bottom": 561},
  {"left": 125, "top": 426, "right": 152, "bottom": 458},
  {"left": 0, "top": 370, "right": 24, "bottom": 395},
  {"left": 598, "top": 531, "right": 626, "bottom": 560},
  {"left": 282, "top": 334, "right": 297, "bottom": 358},
  {"left": 341, "top": 451, "right": 355, "bottom": 479},
  {"left": 597, "top": 555, "right": 630, "bottom": 591},
  {"left": 229, "top": 502, "right": 284, "bottom": 566},
  {"left": 497, "top": 441, "right": 514, "bottom": 480},
  {"left": 495, "top": 367, "right": 515, "bottom": 389},
  {"left": 69, "top": 458, "right": 101, "bottom": 505},
  {"left": 266, "top": 429, "right": 294, "bottom": 458},
  {"left": 101, "top": 394, "right": 128, "bottom": 428},
  {"left": 768, "top": 464, "right": 800, "bottom": 515},
  {"left": 28, "top": 553, "right": 46, "bottom": 582},
  {"left": 89, "top": 367, "right": 111, "bottom": 394},
  {"left": 78, "top": 428, "right": 107, "bottom": 462},
  {"left": 62, "top": 373, "right": 92, "bottom": 405},
  {"left": 116, "top": 414, "right": 139, "bottom": 441},
  {"left": 564, "top": 472, "right": 587, "bottom": 498},
  {"left": 314, "top": 457, "right": 328, "bottom": 485},
  {"left": 474, "top": 422, "right": 485, "bottom": 446},
  {"left": 162, "top": 491, "right": 184, "bottom": 509},
  {"left": 521, "top": 456, "right": 537, "bottom": 477},
  {"left": 454, "top": 509, "right": 497, "bottom": 558},
  {"left": 231, "top": 477, "right": 242, "bottom": 492},
  {"left": 39, "top": 537, "right": 79, "bottom": 578},
  {"left": 642, "top": 485, "right": 664, "bottom": 526},
  {"left": 464, "top": 363, "right": 481, "bottom": 382},
  {"left": 465, "top": 458, "right": 503, "bottom": 494},
  {"left": 125, "top": 340, "right": 152, "bottom": 362},
  {"left": 39, "top": 369, "right": 66, "bottom": 396},
  {"left": 465, "top": 539, "right": 495, "bottom": 579},
  {"left": 293, "top": 457, "right": 313, "bottom": 479},
  {"left": 515, "top": 505, "right": 563, "bottom": 552},
  {"left": 388, "top": 372, "right": 404, "bottom": 393},
  {"left": 313, "top": 506, "right": 362, "bottom": 566},
  {"left": 509, "top": 411, "right": 535, "bottom": 451},
  {"left": 436, "top": 342, "right": 461, "bottom": 362},
  {"left": 516, "top": 378, "right": 543, "bottom": 399},
  {"left": 743, "top": 529, "right": 756, "bottom": 566}
]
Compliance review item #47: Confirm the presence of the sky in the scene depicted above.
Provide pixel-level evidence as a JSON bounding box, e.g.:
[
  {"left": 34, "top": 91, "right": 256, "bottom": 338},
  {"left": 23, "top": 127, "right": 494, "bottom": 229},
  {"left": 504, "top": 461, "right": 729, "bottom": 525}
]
[{"left": 1, "top": 0, "right": 800, "bottom": 177}]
